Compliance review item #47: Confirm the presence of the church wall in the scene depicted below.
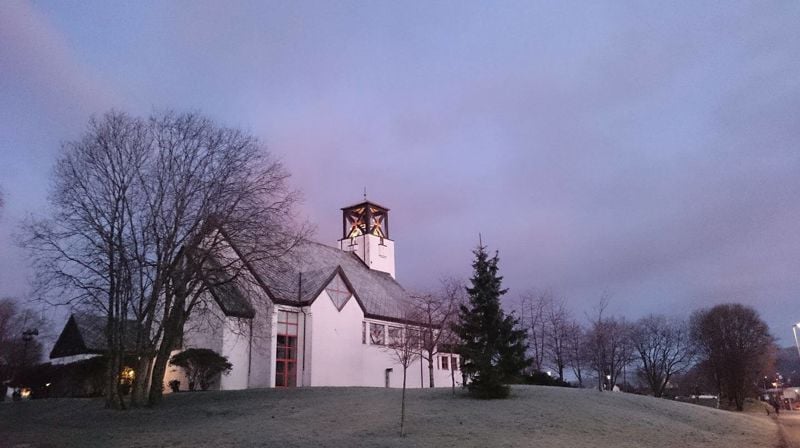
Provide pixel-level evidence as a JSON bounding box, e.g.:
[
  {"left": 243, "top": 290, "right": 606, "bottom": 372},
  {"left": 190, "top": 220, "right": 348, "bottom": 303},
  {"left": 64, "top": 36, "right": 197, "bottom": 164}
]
[
  {"left": 220, "top": 317, "right": 251, "bottom": 390},
  {"left": 308, "top": 291, "right": 364, "bottom": 386},
  {"left": 246, "top": 303, "right": 274, "bottom": 388},
  {"left": 359, "top": 321, "right": 463, "bottom": 389},
  {"left": 303, "top": 287, "right": 462, "bottom": 388}
]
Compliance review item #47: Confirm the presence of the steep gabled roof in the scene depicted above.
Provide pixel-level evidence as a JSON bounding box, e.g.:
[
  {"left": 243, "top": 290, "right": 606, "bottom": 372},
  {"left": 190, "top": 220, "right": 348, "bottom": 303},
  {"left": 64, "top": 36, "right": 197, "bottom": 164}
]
[
  {"left": 49, "top": 314, "right": 138, "bottom": 359},
  {"left": 243, "top": 241, "right": 412, "bottom": 321},
  {"left": 200, "top": 258, "right": 256, "bottom": 319}
]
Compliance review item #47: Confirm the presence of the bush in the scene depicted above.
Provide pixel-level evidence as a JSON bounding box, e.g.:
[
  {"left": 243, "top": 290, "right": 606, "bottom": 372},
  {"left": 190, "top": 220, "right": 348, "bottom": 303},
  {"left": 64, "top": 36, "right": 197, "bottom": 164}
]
[
  {"left": 169, "top": 348, "right": 232, "bottom": 391},
  {"left": 521, "top": 371, "right": 572, "bottom": 388}
]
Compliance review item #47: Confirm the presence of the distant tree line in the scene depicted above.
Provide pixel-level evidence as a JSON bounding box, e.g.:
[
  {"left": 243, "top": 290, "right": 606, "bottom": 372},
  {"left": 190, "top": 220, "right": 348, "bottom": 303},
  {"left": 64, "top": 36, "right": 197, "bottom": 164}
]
[{"left": 512, "top": 291, "right": 775, "bottom": 411}]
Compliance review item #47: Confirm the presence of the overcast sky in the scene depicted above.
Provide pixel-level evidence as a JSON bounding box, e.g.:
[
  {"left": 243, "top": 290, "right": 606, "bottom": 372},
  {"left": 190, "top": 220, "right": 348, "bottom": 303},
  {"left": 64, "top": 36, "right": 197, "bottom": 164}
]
[{"left": 1, "top": 1, "right": 799, "bottom": 344}]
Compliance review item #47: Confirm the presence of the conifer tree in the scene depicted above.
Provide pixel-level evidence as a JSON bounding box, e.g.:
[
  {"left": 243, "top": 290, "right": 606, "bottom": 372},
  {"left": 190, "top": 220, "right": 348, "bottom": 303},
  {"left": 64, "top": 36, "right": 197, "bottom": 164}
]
[{"left": 455, "top": 242, "right": 529, "bottom": 398}]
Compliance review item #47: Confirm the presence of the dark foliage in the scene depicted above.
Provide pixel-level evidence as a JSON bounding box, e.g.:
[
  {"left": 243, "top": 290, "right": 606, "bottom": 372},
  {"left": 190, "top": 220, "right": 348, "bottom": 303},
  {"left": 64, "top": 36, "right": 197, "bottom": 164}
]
[
  {"left": 454, "top": 243, "right": 529, "bottom": 399},
  {"left": 10, "top": 356, "right": 117, "bottom": 398},
  {"left": 690, "top": 303, "right": 775, "bottom": 411},
  {"left": 169, "top": 348, "right": 232, "bottom": 391},
  {"left": 520, "top": 371, "right": 572, "bottom": 387}
]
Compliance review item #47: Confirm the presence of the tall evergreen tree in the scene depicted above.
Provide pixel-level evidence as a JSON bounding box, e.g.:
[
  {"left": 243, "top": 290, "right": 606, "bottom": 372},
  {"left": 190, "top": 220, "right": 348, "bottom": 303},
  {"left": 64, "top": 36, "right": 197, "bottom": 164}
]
[{"left": 455, "top": 242, "right": 529, "bottom": 398}]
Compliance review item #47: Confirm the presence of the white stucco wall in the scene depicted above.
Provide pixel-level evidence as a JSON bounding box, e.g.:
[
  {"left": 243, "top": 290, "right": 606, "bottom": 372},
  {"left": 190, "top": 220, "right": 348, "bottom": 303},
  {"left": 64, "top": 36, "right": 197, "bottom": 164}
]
[
  {"left": 307, "top": 290, "right": 364, "bottom": 386},
  {"left": 304, "top": 288, "right": 461, "bottom": 389},
  {"left": 220, "top": 318, "right": 250, "bottom": 390},
  {"left": 339, "top": 234, "right": 396, "bottom": 278},
  {"left": 246, "top": 303, "right": 273, "bottom": 388}
]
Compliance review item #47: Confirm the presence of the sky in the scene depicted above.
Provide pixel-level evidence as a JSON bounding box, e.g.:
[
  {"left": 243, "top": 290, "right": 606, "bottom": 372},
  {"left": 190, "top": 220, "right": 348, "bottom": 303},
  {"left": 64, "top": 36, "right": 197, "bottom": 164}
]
[{"left": 1, "top": 1, "right": 799, "bottom": 345}]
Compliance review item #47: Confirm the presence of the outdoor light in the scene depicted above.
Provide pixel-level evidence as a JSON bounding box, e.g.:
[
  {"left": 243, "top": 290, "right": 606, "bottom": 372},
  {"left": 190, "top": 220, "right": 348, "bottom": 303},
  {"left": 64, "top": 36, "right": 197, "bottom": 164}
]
[{"left": 793, "top": 324, "right": 800, "bottom": 360}]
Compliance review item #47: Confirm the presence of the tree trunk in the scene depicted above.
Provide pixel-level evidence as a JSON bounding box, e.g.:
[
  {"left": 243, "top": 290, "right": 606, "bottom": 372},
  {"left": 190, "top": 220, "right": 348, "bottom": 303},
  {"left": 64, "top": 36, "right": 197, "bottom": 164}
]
[
  {"left": 105, "top": 350, "right": 124, "bottom": 409},
  {"left": 428, "top": 357, "right": 435, "bottom": 388},
  {"left": 130, "top": 354, "right": 153, "bottom": 407},
  {"left": 147, "top": 304, "right": 184, "bottom": 407},
  {"left": 400, "top": 367, "right": 407, "bottom": 437},
  {"left": 450, "top": 362, "right": 456, "bottom": 396}
]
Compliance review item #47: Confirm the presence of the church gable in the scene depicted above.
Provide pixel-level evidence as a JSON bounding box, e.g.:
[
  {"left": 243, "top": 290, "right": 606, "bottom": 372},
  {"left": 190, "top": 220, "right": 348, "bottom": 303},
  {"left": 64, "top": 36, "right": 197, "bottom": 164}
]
[{"left": 324, "top": 272, "right": 353, "bottom": 311}]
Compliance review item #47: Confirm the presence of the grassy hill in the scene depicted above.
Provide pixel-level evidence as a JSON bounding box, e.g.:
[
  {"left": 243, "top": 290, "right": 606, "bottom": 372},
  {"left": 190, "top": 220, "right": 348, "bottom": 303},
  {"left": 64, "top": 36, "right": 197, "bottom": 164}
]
[{"left": 0, "top": 386, "right": 779, "bottom": 448}]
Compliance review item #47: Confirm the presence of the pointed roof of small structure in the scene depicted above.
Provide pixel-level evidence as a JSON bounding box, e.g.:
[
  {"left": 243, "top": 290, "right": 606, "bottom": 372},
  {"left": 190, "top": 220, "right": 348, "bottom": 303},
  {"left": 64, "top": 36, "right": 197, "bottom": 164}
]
[{"left": 49, "top": 314, "right": 138, "bottom": 359}]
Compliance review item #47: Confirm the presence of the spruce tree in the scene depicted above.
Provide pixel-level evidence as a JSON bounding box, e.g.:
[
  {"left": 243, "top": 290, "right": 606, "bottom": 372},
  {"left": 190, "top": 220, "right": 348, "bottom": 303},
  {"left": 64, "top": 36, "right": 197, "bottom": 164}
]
[{"left": 455, "top": 243, "right": 529, "bottom": 398}]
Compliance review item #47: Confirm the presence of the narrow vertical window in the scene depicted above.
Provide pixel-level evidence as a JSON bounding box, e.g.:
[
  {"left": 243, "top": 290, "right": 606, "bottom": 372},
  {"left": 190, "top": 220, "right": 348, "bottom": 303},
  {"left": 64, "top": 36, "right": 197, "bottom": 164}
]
[
  {"left": 276, "top": 310, "right": 299, "bottom": 387},
  {"left": 362, "top": 321, "right": 366, "bottom": 344},
  {"left": 441, "top": 356, "right": 449, "bottom": 370},
  {"left": 451, "top": 356, "right": 459, "bottom": 371}
]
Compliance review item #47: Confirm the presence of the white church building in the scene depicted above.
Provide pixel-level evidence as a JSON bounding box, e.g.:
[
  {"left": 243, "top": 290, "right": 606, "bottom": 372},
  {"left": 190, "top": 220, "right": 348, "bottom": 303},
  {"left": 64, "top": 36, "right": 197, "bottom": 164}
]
[{"left": 164, "top": 200, "right": 461, "bottom": 391}]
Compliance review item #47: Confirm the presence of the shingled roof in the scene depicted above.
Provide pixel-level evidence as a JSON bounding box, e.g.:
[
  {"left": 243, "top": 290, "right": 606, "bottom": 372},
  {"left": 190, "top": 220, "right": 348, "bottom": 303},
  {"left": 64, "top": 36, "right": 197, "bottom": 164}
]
[
  {"left": 201, "top": 258, "right": 256, "bottom": 319},
  {"left": 244, "top": 241, "right": 413, "bottom": 321},
  {"left": 49, "top": 314, "right": 139, "bottom": 359}
]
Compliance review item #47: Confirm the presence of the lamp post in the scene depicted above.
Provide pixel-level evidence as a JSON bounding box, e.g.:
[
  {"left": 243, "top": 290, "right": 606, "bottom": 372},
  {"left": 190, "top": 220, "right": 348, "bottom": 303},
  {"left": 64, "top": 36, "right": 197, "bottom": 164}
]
[
  {"left": 21, "top": 328, "right": 38, "bottom": 370},
  {"left": 793, "top": 323, "right": 800, "bottom": 361}
]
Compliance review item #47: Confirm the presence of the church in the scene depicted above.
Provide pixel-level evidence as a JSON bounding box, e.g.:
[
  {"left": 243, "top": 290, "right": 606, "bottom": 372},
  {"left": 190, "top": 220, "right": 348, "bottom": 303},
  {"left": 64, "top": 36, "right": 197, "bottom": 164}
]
[{"left": 51, "top": 200, "right": 461, "bottom": 391}]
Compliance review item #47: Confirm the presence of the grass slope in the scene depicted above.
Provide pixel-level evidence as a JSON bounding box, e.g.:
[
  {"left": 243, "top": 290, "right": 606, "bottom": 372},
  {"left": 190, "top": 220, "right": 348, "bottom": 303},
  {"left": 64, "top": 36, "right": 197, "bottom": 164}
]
[{"left": 0, "top": 386, "right": 779, "bottom": 448}]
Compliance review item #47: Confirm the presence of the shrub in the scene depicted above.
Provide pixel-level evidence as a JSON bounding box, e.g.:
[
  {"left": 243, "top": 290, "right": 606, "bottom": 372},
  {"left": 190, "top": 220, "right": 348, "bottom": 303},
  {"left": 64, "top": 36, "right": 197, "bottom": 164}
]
[
  {"left": 169, "top": 348, "right": 232, "bottom": 391},
  {"left": 521, "top": 371, "right": 572, "bottom": 387}
]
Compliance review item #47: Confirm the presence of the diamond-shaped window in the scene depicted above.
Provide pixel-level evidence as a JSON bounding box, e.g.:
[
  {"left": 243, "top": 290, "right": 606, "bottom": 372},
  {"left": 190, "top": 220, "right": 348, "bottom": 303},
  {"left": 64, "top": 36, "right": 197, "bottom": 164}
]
[{"left": 325, "top": 273, "right": 352, "bottom": 311}]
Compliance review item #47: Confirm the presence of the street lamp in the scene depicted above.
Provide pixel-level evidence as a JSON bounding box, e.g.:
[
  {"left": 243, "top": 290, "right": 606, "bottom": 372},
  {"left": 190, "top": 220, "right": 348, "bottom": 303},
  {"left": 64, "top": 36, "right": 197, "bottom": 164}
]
[
  {"left": 792, "top": 323, "right": 800, "bottom": 361},
  {"left": 21, "top": 328, "right": 38, "bottom": 370}
]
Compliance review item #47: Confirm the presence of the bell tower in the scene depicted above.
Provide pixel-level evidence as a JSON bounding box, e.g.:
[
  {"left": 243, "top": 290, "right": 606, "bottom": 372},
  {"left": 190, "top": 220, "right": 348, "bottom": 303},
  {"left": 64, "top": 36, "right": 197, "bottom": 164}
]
[{"left": 338, "top": 200, "right": 396, "bottom": 278}]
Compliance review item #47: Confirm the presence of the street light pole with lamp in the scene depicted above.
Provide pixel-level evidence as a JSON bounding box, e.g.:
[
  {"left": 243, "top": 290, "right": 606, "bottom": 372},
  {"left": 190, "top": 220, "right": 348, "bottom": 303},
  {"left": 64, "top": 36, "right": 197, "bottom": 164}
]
[
  {"left": 21, "top": 328, "right": 39, "bottom": 370},
  {"left": 792, "top": 323, "right": 800, "bottom": 361}
]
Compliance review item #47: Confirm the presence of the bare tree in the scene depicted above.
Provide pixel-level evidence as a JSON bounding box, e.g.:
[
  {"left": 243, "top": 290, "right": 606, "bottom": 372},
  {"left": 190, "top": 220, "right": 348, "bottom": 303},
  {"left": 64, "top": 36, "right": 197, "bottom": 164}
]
[
  {"left": 544, "top": 296, "right": 571, "bottom": 381},
  {"left": 565, "top": 320, "right": 587, "bottom": 387},
  {"left": 137, "top": 112, "right": 303, "bottom": 407},
  {"left": 690, "top": 303, "right": 775, "bottom": 411},
  {"left": 412, "top": 277, "right": 461, "bottom": 388},
  {"left": 24, "top": 112, "right": 149, "bottom": 409},
  {"left": 630, "top": 314, "right": 695, "bottom": 397},
  {"left": 585, "top": 296, "right": 634, "bottom": 391},
  {"left": 384, "top": 308, "right": 423, "bottom": 437},
  {"left": 518, "top": 290, "right": 549, "bottom": 372},
  {"left": 23, "top": 111, "right": 303, "bottom": 408}
]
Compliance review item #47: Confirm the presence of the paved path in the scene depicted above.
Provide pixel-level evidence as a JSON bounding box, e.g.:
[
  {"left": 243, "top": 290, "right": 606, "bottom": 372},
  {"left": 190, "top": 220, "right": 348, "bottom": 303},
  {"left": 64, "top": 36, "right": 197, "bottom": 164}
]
[{"left": 776, "top": 412, "right": 800, "bottom": 448}]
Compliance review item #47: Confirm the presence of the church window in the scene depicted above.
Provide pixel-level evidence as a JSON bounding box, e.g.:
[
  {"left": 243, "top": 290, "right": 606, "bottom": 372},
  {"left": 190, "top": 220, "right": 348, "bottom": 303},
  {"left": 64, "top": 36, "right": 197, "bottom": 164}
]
[
  {"left": 276, "top": 310, "right": 298, "bottom": 387},
  {"left": 441, "top": 356, "right": 449, "bottom": 370},
  {"left": 387, "top": 326, "right": 402, "bottom": 347},
  {"left": 370, "top": 323, "right": 385, "bottom": 345},
  {"left": 325, "top": 274, "right": 351, "bottom": 311},
  {"left": 406, "top": 327, "right": 421, "bottom": 349}
]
